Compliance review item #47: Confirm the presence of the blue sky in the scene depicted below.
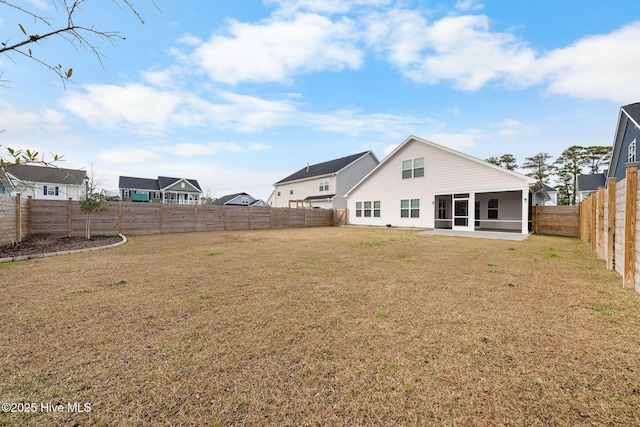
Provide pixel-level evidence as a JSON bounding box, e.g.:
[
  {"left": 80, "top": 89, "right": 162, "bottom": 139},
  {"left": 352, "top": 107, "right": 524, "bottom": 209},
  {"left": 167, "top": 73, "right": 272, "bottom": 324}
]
[{"left": 1, "top": 0, "right": 640, "bottom": 200}]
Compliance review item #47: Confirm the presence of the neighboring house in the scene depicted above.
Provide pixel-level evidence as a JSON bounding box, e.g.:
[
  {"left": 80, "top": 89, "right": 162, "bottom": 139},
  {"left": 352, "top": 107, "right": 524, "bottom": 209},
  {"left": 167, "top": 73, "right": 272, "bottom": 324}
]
[
  {"left": 576, "top": 173, "right": 606, "bottom": 203},
  {"left": 607, "top": 102, "right": 640, "bottom": 181},
  {"left": 3, "top": 164, "right": 88, "bottom": 200},
  {"left": 544, "top": 184, "right": 558, "bottom": 206},
  {"left": 268, "top": 151, "right": 379, "bottom": 209},
  {"left": 213, "top": 192, "right": 267, "bottom": 207},
  {"left": 119, "top": 176, "right": 202, "bottom": 205},
  {"left": 345, "top": 135, "right": 548, "bottom": 234}
]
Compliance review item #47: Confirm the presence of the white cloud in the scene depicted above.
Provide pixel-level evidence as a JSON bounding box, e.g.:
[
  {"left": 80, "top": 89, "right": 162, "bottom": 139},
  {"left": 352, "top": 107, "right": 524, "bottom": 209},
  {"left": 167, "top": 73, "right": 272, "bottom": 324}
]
[
  {"left": 266, "top": 0, "right": 392, "bottom": 15},
  {"left": 455, "top": 0, "right": 484, "bottom": 12},
  {"left": 535, "top": 22, "right": 640, "bottom": 103},
  {"left": 0, "top": 101, "right": 67, "bottom": 134},
  {"left": 159, "top": 141, "right": 272, "bottom": 158},
  {"left": 367, "top": 12, "right": 537, "bottom": 90},
  {"left": 192, "top": 13, "right": 363, "bottom": 84},
  {"left": 98, "top": 148, "right": 161, "bottom": 165},
  {"left": 60, "top": 84, "right": 182, "bottom": 135}
]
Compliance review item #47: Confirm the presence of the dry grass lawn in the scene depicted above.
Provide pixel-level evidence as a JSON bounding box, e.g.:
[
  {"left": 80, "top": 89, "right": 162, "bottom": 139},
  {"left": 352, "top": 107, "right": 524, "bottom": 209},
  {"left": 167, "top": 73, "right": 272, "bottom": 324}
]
[{"left": 2, "top": 227, "right": 640, "bottom": 426}]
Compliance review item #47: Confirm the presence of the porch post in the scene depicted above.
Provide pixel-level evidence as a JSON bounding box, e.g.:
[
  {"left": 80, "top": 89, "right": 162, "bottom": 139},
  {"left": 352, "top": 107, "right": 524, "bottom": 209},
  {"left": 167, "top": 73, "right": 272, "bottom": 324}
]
[
  {"left": 521, "top": 189, "right": 528, "bottom": 234},
  {"left": 469, "top": 192, "right": 476, "bottom": 231}
]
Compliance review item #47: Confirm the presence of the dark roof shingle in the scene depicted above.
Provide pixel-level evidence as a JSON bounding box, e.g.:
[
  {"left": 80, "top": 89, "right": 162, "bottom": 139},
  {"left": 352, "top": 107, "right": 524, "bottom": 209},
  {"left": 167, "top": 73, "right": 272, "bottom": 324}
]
[
  {"left": 276, "top": 151, "right": 371, "bottom": 184},
  {"left": 5, "top": 164, "right": 87, "bottom": 185}
]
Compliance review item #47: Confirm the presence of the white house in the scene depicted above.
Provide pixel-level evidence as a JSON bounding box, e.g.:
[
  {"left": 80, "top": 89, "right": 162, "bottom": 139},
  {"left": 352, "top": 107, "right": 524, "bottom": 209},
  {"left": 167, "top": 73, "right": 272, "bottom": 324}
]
[
  {"left": 3, "top": 164, "right": 88, "bottom": 200},
  {"left": 268, "top": 151, "right": 379, "bottom": 209},
  {"left": 345, "top": 136, "right": 548, "bottom": 235}
]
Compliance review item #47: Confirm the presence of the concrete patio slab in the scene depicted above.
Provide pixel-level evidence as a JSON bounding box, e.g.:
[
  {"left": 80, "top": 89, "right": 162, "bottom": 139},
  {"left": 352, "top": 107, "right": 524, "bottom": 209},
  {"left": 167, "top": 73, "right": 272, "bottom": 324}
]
[{"left": 416, "top": 229, "right": 530, "bottom": 241}]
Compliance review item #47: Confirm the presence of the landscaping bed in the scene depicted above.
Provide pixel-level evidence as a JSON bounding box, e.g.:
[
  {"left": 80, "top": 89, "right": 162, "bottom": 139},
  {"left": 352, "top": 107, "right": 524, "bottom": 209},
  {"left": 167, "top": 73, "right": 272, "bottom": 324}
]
[{"left": 0, "top": 234, "right": 123, "bottom": 258}]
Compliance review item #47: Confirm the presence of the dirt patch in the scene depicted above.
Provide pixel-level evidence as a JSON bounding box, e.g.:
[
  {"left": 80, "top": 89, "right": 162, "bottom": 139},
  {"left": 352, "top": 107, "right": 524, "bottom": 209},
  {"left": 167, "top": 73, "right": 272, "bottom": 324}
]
[
  {"left": 0, "top": 234, "right": 123, "bottom": 258},
  {"left": 0, "top": 227, "right": 638, "bottom": 426}
]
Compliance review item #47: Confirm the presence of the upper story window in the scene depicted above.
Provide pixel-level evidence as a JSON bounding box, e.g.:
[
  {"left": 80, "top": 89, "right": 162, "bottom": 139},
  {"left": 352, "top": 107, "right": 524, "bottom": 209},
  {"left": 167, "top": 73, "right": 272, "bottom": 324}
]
[
  {"left": 181, "top": 182, "right": 185, "bottom": 189},
  {"left": 289, "top": 185, "right": 294, "bottom": 195},
  {"left": 319, "top": 178, "right": 329, "bottom": 192},
  {"left": 241, "top": 197, "right": 250, "bottom": 205},
  {"left": 629, "top": 139, "right": 637, "bottom": 163},
  {"left": 402, "top": 157, "right": 425, "bottom": 179}
]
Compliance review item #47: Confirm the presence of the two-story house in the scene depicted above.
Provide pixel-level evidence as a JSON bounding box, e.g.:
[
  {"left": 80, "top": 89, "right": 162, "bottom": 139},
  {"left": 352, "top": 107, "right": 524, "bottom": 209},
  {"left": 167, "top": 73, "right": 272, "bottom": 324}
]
[
  {"left": 268, "top": 151, "right": 379, "bottom": 209},
  {"left": 119, "top": 176, "right": 202, "bottom": 204},
  {"left": 607, "top": 102, "right": 640, "bottom": 181}
]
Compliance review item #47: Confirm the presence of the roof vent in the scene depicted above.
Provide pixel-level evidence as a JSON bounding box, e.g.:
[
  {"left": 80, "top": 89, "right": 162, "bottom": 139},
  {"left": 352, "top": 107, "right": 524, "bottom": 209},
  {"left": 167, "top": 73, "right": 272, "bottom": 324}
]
[{"left": 306, "top": 163, "right": 309, "bottom": 172}]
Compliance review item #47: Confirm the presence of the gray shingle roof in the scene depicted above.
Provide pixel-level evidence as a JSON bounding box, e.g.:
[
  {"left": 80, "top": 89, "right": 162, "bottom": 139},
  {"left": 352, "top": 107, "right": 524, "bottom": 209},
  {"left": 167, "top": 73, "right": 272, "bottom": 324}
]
[
  {"left": 623, "top": 102, "right": 640, "bottom": 126},
  {"left": 577, "top": 173, "right": 606, "bottom": 192},
  {"left": 213, "top": 192, "right": 249, "bottom": 205},
  {"left": 119, "top": 176, "right": 160, "bottom": 190},
  {"left": 276, "top": 151, "right": 372, "bottom": 184},
  {"left": 119, "top": 176, "right": 202, "bottom": 192},
  {"left": 5, "top": 164, "right": 87, "bottom": 185}
]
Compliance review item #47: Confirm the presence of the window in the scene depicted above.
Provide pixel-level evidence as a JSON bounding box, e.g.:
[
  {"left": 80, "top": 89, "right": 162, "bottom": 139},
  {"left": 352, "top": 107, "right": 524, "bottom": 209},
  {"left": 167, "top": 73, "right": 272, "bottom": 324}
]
[
  {"left": 364, "top": 201, "right": 372, "bottom": 217},
  {"left": 241, "top": 197, "right": 250, "bottom": 205},
  {"left": 277, "top": 189, "right": 281, "bottom": 196},
  {"left": 401, "top": 199, "right": 420, "bottom": 218},
  {"left": 43, "top": 185, "right": 59, "bottom": 196},
  {"left": 438, "top": 199, "right": 447, "bottom": 219},
  {"left": 402, "top": 157, "right": 425, "bottom": 179},
  {"left": 630, "top": 139, "right": 637, "bottom": 163},
  {"left": 289, "top": 185, "right": 294, "bottom": 195},
  {"left": 488, "top": 199, "right": 498, "bottom": 219},
  {"left": 181, "top": 182, "right": 185, "bottom": 189},
  {"left": 319, "top": 178, "right": 329, "bottom": 192},
  {"left": 374, "top": 201, "right": 381, "bottom": 217},
  {"left": 355, "top": 202, "right": 363, "bottom": 217}
]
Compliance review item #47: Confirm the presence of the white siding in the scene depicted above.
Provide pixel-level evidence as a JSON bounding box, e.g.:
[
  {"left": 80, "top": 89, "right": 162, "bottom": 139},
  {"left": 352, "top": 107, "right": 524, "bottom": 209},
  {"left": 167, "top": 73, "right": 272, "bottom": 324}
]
[
  {"left": 271, "top": 176, "right": 337, "bottom": 208},
  {"left": 21, "top": 182, "right": 85, "bottom": 200},
  {"left": 347, "top": 138, "right": 531, "bottom": 229}
]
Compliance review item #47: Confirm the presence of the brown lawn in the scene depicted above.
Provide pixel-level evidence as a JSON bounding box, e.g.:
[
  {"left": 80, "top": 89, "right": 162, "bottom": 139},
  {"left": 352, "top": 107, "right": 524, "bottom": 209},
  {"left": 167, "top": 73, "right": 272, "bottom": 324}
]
[{"left": 1, "top": 227, "right": 640, "bottom": 426}]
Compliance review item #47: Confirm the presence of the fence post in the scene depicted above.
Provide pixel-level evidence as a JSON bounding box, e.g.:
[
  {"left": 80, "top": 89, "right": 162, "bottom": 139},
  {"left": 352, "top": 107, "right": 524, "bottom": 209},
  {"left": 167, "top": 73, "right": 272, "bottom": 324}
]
[
  {"left": 607, "top": 178, "right": 616, "bottom": 270},
  {"left": 15, "top": 193, "right": 22, "bottom": 243},
  {"left": 597, "top": 187, "right": 605, "bottom": 258},
  {"left": 590, "top": 193, "right": 597, "bottom": 251},
  {"left": 624, "top": 163, "right": 638, "bottom": 289},
  {"left": 118, "top": 201, "right": 123, "bottom": 234},
  {"left": 26, "top": 196, "right": 32, "bottom": 236},
  {"left": 67, "top": 198, "right": 73, "bottom": 237},
  {"left": 160, "top": 203, "right": 164, "bottom": 234}
]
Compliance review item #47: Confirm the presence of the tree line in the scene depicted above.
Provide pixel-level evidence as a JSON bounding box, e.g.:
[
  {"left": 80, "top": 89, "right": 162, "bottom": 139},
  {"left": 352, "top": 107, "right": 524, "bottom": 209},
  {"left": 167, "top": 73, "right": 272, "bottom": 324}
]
[{"left": 486, "top": 146, "right": 611, "bottom": 205}]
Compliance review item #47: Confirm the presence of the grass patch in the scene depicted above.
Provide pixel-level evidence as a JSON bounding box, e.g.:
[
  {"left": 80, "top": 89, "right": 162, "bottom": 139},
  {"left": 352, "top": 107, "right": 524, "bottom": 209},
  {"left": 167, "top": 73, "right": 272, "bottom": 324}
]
[
  {"left": 205, "top": 251, "right": 223, "bottom": 256},
  {"left": 590, "top": 304, "right": 614, "bottom": 315},
  {"left": 0, "top": 227, "right": 635, "bottom": 426}
]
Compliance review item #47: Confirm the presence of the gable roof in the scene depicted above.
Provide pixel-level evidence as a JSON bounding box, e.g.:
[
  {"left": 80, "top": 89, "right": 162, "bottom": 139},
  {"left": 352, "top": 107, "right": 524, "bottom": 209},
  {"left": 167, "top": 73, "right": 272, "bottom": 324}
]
[
  {"left": 346, "top": 135, "right": 537, "bottom": 197},
  {"left": 158, "top": 176, "right": 202, "bottom": 192},
  {"left": 213, "top": 192, "right": 250, "bottom": 205},
  {"left": 607, "top": 102, "right": 640, "bottom": 179},
  {"left": 5, "top": 164, "right": 87, "bottom": 185},
  {"left": 577, "top": 173, "right": 606, "bottom": 192},
  {"left": 276, "top": 151, "right": 374, "bottom": 184},
  {"left": 119, "top": 176, "right": 160, "bottom": 190},
  {"left": 119, "top": 176, "right": 202, "bottom": 192}
]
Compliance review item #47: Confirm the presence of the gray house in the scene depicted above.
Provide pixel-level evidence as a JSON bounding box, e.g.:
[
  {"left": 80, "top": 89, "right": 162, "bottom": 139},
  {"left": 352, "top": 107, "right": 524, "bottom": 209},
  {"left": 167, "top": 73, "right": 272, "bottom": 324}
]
[
  {"left": 577, "top": 173, "right": 606, "bottom": 202},
  {"left": 608, "top": 102, "right": 640, "bottom": 181},
  {"left": 268, "top": 151, "right": 379, "bottom": 209},
  {"left": 119, "top": 176, "right": 202, "bottom": 204},
  {"left": 213, "top": 192, "right": 267, "bottom": 207}
]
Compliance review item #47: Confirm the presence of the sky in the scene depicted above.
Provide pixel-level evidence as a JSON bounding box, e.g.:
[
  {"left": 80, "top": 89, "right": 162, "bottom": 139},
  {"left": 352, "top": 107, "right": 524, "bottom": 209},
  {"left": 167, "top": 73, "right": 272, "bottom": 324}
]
[{"left": 2, "top": 0, "right": 640, "bottom": 200}]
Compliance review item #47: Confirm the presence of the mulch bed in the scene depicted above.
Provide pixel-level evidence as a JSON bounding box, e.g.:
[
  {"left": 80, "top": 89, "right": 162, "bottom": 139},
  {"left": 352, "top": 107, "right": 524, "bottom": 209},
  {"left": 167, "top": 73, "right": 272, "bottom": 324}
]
[{"left": 0, "top": 234, "right": 123, "bottom": 258}]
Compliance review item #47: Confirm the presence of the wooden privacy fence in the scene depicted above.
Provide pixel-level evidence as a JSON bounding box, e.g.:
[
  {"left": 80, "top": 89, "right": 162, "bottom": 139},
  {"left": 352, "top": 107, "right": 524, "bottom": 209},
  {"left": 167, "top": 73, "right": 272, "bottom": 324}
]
[
  {"left": 0, "top": 194, "right": 27, "bottom": 246},
  {"left": 531, "top": 205, "right": 580, "bottom": 237},
  {"left": 0, "top": 199, "right": 341, "bottom": 242},
  {"left": 579, "top": 162, "right": 640, "bottom": 292}
]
